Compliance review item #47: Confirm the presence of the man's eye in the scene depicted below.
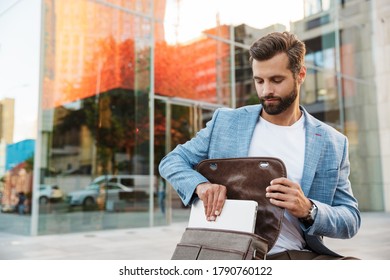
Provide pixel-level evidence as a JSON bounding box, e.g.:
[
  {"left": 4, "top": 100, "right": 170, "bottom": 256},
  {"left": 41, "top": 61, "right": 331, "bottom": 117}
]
[
  {"left": 273, "top": 79, "right": 283, "bottom": 83},
  {"left": 255, "top": 80, "right": 263, "bottom": 84}
]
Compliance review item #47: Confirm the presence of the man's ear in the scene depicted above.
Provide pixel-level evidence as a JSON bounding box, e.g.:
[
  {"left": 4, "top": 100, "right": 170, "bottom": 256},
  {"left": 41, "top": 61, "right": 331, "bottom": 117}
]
[{"left": 298, "top": 66, "right": 306, "bottom": 84}]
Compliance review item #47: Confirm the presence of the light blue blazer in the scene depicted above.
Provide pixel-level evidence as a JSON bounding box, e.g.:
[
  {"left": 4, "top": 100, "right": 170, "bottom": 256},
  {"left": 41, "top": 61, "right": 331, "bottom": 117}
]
[{"left": 159, "top": 104, "right": 361, "bottom": 256}]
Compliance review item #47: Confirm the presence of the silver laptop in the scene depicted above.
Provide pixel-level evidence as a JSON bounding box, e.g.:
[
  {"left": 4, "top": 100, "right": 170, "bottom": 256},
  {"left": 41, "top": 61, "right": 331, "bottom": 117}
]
[{"left": 187, "top": 199, "right": 258, "bottom": 233}]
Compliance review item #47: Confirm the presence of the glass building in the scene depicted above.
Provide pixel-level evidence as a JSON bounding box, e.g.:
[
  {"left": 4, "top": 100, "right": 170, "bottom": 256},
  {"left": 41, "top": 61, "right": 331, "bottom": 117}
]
[{"left": 0, "top": 0, "right": 389, "bottom": 236}]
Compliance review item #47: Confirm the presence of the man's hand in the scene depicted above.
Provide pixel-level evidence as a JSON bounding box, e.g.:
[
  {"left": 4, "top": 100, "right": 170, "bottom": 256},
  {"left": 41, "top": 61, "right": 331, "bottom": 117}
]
[
  {"left": 195, "top": 182, "right": 227, "bottom": 221},
  {"left": 265, "top": 177, "right": 312, "bottom": 218}
]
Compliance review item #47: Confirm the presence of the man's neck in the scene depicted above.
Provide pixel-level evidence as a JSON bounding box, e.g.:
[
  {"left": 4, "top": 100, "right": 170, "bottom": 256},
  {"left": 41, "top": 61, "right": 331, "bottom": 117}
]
[{"left": 261, "top": 105, "right": 302, "bottom": 126}]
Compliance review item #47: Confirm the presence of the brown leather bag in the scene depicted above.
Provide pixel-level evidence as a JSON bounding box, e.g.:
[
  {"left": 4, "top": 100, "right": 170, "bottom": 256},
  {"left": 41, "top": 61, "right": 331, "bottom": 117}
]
[
  {"left": 171, "top": 227, "right": 268, "bottom": 260},
  {"left": 196, "top": 157, "right": 286, "bottom": 251}
]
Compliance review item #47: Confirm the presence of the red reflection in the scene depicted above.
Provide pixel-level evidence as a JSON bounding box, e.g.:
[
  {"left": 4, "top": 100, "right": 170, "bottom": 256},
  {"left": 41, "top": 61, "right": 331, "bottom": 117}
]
[{"left": 42, "top": 0, "right": 231, "bottom": 109}]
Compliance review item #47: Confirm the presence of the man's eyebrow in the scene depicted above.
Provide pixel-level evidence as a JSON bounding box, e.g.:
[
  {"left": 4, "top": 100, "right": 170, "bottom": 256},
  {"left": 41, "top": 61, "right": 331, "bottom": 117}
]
[{"left": 253, "top": 75, "right": 285, "bottom": 80}]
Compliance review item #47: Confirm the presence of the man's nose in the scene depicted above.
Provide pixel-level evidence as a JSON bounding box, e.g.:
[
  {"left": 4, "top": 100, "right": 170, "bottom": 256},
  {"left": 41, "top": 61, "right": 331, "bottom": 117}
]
[{"left": 262, "top": 81, "right": 274, "bottom": 95}]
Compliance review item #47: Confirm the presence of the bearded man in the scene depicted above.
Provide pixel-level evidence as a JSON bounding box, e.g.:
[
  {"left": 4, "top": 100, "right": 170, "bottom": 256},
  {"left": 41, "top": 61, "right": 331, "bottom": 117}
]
[{"left": 159, "top": 31, "right": 360, "bottom": 260}]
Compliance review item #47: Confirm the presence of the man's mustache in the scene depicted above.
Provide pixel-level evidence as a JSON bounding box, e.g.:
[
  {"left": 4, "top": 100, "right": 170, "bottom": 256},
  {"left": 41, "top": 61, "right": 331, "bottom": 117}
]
[{"left": 261, "top": 95, "right": 282, "bottom": 101}]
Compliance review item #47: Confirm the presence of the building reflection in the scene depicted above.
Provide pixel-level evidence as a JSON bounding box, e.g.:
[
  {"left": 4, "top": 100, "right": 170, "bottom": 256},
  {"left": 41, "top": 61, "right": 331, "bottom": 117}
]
[{"left": 0, "top": 0, "right": 388, "bottom": 236}]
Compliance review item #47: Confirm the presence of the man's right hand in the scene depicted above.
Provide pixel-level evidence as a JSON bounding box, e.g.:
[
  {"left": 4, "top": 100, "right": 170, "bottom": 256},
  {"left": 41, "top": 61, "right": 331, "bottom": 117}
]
[{"left": 195, "top": 182, "right": 227, "bottom": 221}]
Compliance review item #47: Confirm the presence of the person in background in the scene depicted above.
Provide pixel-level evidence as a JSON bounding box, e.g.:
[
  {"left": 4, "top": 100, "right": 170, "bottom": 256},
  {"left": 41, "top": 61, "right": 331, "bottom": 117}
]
[
  {"left": 158, "top": 176, "right": 166, "bottom": 214},
  {"left": 159, "top": 31, "right": 360, "bottom": 260},
  {"left": 17, "top": 191, "right": 26, "bottom": 215}
]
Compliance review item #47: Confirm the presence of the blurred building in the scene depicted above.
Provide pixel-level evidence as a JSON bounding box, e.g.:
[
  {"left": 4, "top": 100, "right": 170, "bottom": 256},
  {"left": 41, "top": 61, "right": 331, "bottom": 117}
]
[
  {"left": 0, "top": 98, "right": 14, "bottom": 144},
  {"left": 5, "top": 139, "right": 35, "bottom": 172},
  {"left": 291, "top": 0, "right": 390, "bottom": 211},
  {"left": 0, "top": 98, "right": 15, "bottom": 176},
  {"left": 0, "top": 0, "right": 389, "bottom": 236}
]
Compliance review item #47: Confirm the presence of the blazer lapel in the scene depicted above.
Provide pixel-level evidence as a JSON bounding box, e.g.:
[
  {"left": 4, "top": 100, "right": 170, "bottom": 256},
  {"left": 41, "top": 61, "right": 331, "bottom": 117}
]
[
  {"left": 236, "top": 105, "right": 262, "bottom": 157},
  {"left": 301, "top": 108, "right": 325, "bottom": 196}
]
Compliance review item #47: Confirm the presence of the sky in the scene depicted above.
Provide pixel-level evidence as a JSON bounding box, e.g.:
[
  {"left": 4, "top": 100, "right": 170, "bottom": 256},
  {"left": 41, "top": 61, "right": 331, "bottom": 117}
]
[
  {"left": 0, "top": 0, "right": 41, "bottom": 143},
  {"left": 164, "top": 0, "right": 304, "bottom": 44}
]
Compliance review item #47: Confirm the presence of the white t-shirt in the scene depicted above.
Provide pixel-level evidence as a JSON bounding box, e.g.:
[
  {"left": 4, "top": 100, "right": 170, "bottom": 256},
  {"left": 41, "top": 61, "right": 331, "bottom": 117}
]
[{"left": 248, "top": 113, "right": 307, "bottom": 255}]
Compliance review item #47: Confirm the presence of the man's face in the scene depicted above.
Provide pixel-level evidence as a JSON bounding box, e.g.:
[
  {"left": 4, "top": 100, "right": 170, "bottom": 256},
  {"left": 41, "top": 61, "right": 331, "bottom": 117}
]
[{"left": 252, "top": 53, "right": 305, "bottom": 115}]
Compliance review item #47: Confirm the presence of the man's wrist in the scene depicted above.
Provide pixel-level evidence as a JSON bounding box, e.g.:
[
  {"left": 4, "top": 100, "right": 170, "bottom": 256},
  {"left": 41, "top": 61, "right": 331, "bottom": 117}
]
[{"left": 299, "top": 200, "right": 317, "bottom": 227}]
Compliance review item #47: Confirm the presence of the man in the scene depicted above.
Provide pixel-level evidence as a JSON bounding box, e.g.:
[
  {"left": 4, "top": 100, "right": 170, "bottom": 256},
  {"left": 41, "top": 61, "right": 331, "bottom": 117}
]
[
  {"left": 17, "top": 191, "right": 26, "bottom": 215},
  {"left": 159, "top": 32, "right": 360, "bottom": 260}
]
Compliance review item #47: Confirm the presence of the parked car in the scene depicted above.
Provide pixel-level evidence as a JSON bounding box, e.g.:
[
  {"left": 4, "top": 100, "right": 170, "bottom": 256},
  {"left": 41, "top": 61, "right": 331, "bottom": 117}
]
[
  {"left": 1, "top": 204, "right": 16, "bottom": 213},
  {"left": 39, "top": 184, "right": 64, "bottom": 204},
  {"left": 66, "top": 175, "right": 156, "bottom": 209},
  {"left": 67, "top": 177, "right": 130, "bottom": 208}
]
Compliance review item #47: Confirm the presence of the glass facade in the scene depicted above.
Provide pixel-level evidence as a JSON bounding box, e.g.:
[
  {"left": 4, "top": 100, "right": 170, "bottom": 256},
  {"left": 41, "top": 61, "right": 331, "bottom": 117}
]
[
  {"left": 0, "top": 0, "right": 389, "bottom": 236},
  {"left": 293, "top": 0, "right": 385, "bottom": 211}
]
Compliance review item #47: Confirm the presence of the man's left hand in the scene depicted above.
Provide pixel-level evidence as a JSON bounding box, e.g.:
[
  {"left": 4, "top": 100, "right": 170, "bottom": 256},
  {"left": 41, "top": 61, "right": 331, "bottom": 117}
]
[{"left": 265, "top": 177, "right": 312, "bottom": 218}]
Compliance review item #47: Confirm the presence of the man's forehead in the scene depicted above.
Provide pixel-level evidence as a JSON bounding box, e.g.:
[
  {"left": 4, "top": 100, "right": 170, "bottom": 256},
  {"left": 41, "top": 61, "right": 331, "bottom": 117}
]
[{"left": 252, "top": 58, "right": 291, "bottom": 78}]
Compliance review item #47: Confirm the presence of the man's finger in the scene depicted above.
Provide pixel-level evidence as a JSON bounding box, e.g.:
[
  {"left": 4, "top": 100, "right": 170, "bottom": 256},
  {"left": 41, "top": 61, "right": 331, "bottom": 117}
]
[
  {"left": 206, "top": 191, "right": 214, "bottom": 219},
  {"left": 213, "top": 185, "right": 227, "bottom": 217}
]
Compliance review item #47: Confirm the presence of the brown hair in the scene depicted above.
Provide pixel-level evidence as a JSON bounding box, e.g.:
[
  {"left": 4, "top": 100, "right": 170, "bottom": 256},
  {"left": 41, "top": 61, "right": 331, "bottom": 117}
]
[{"left": 249, "top": 31, "right": 306, "bottom": 78}]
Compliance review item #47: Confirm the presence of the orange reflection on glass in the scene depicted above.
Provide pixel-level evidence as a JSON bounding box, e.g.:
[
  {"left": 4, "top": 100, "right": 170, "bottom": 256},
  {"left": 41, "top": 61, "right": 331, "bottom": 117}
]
[{"left": 155, "top": 25, "right": 231, "bottom": 104}]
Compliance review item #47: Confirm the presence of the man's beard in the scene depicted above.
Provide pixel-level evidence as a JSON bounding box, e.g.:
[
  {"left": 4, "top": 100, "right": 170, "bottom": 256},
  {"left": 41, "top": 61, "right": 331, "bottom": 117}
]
[{"left": 259, "top": 85, "right": 298, "bottom": 115}]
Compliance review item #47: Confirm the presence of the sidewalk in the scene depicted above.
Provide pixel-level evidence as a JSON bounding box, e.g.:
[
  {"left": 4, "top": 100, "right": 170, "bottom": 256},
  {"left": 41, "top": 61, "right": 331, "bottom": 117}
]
[{"left": 0, "top": 212, "right": 389, "bottom": 260}]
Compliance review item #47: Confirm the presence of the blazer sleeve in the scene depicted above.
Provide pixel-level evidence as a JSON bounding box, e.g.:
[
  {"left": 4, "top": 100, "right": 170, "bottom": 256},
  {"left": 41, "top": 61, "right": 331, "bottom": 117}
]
[
  {"left": 158, "top": 109, "right": 222, "bottom": 206},
  {"left": 305, "top": 136, "right": 361, "bottom": 239}
]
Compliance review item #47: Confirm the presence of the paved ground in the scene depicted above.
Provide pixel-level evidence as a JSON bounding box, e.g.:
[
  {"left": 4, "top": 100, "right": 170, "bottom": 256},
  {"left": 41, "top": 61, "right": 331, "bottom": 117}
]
[{"left": 0, "top": 211, "right": 389, "bottom": 260}]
